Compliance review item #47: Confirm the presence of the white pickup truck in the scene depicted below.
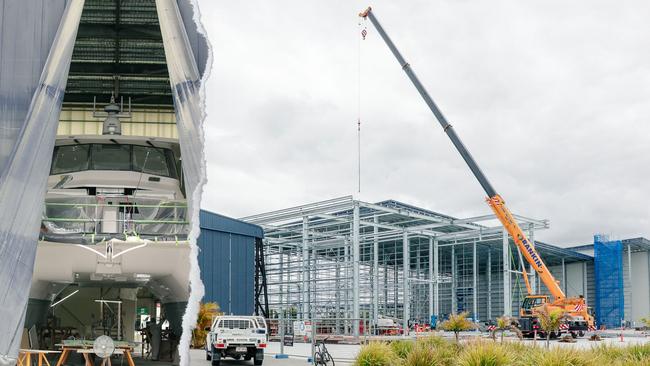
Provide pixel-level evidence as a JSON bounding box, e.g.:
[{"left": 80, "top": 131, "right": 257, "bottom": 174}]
[{"left": 205, "top": 315, "right": 267, "bottom": 365}]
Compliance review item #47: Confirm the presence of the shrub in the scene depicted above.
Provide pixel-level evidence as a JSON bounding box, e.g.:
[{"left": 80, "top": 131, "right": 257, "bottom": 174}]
[
  {"left": 622, "top": 343, "right": 650, "bottom": 363},
  {"left": 416, "top": 335, "right": 448, "bottom": 350},
  {"left": 355, "top": 342, "right": 396, "bottom": 366},
  {"left": 439, "top": 312, "right": 476, "bottom": 343},
  {"left": 457, "top": 341, "right": 512, "bottom": 366},
  {"left": 530, "top": 347, "right": 596, "bottom": 366},
  {"left": 391, "top": 339, "right": 415, "bottom": 359}
]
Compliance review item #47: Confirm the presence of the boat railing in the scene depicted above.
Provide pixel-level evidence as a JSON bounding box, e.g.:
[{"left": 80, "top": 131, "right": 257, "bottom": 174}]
[{"left": 41, "top": 198, "right": 189, "bottom": 244}]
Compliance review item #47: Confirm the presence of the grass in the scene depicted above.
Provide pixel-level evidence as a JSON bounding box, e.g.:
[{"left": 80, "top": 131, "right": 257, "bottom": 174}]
[
  {"left": 391, "top": 340, "right": 415, "bottom": 360},
  {"left": 355, "top": 337, "right": 650, "bottom": 366},
  {"left": 355, "top": 342, "right": 397, "bottom": 366}
]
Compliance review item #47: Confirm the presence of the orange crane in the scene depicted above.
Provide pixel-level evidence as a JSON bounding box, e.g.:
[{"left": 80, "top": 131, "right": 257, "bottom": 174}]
[{"left": 359, "top": 7, "right": 594, "bottom": 337}]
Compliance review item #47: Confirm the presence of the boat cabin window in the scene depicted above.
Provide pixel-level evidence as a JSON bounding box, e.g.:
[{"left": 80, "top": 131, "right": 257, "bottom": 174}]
[
  {"left": 50, "top": 143, "right": 178, "bottom": 178},
  {"left": 133, "top": 146, "right": 170, "bottom": 177},
  {"left": 92, "top": 144, "right": 131, "bottom": 171},
  {"left": 51, "top": 145, "right": 90, "bottom": 174}
]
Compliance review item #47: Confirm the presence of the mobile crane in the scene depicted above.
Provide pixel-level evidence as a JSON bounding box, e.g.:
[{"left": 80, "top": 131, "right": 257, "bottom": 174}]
[{"left": 359, "top": 7, "right": 594, "bottom": 337}]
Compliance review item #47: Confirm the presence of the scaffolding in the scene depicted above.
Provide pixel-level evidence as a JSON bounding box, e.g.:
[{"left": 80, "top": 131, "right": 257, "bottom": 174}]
[{"left": 242, "top": 196, "right": 590, "bottom": 336}]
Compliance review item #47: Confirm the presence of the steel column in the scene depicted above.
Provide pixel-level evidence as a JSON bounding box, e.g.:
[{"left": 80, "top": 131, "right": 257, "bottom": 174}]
[
  {"left": 352, "top": 203, "right": 360, "bottom": 337},
  {"left": 373, "top": 215, "right": 379, "bottom": 332},
  {"left": 628, "top": 244, "right": 633, "bottom": 321},
  {"left": 487, "top": 250, "right": 492, "bottom": 320},
  {"left": 403, "top": 232, "right": 410, "bottom": 333},
  {"left": 428, "top": 237, "right": 434, "bottom": 318},
  {"left": 451, "top": 244, "right": 456, "bottom": 314},
  {"left": 302, "top": 216, "right": 309, "bottom": 320},
  {"left": 529, "top": 228, "right": 537, "bottom": 293},
  {"left": 433, "top": 239, "right": 439, "bottom": 317},
  {"left": 503, "top": 230, "right": 512, "bottom": 317},
  {"left": 473, "top": 240, "right": 478, "bottom": 321}
]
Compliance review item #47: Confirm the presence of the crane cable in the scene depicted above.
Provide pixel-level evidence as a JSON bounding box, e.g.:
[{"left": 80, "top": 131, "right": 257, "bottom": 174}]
[{"left": 357, "top": 17, "right": 367, "bottom": 193}]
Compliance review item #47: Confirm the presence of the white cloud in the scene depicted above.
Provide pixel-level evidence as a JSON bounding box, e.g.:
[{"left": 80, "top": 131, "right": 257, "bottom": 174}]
[{"left": 198, "top": 0, "right": 650, "bottom": 246}]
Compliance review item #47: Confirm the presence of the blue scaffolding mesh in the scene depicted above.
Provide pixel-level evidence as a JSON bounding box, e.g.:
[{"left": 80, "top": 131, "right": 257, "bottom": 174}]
[{"left": 594, "top": 235, "right": 624, "bottom": 328}]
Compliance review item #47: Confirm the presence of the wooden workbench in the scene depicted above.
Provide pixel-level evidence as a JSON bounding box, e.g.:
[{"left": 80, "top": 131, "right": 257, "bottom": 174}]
[
  {"left": 17, "top": 349, "right": 61, "bottom": 366},
  {"left": 54, "top": 341, "right": 136, "bottom": 366}
]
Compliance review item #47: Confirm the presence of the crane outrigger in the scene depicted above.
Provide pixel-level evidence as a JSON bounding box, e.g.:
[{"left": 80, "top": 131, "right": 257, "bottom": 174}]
[{"left": 359, "top": 6, "right": 594, "bottom": 336}]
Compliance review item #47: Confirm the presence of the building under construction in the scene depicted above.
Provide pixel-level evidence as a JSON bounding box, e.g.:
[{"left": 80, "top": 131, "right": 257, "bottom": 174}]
[{"left": 243, "top": 196, "right": 650, "bottom": 335}]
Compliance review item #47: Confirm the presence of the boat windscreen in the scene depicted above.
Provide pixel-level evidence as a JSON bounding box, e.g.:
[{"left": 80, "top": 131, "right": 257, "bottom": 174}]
[{"left": 50, "top": 143, "right": 178, "bottom": 178}]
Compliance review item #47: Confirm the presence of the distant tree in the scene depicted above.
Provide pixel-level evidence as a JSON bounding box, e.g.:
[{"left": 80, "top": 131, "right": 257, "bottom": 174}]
[
  {"left": 641, "top": 317, "right": 650, "bottom": 329},
  {"left": 536, "top": 304, "right": 566, "bottom": 349},
  {"left": 439, "top": 312, "right": 475, "bottom": 343}
]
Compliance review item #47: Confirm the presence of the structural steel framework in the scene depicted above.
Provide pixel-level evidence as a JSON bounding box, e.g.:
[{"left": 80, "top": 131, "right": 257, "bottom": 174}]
[{"left": 242, "top": 196, "right": 589, "bottom": 336}]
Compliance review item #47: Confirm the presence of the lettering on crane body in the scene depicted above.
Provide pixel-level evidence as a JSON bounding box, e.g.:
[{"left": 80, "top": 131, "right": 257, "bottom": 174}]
[{"left": 518, "top": 234, "right": 543, "bottom": 268}]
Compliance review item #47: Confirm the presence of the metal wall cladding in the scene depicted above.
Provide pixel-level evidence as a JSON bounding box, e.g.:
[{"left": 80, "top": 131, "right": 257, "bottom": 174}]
[{"left": 198, "top": 210, "right": 262, "bottom": 316}]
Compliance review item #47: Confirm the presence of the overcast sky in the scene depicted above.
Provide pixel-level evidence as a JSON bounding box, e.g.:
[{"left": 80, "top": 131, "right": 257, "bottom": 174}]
[{"left": 196, "top": 0, "right": 650, "bottom": 246}]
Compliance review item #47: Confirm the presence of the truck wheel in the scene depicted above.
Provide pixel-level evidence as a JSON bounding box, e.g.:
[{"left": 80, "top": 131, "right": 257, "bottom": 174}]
[
  {"left": 578, "top": 331, "right": 585, "bottom": 337},
  {"left": 254, "top": 349, "right": 264, "bottom": 365},
  {"left": 211, "top": 350, "right": 221, "bottom": 366},
  {"left": 571, "top": 332, "right": 578, "bottom": 339}
]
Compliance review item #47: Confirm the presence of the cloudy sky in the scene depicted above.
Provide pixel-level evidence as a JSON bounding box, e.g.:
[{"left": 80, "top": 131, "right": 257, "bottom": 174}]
[{"left": 196, "top": 0, "right": 650, "bottom": 246}]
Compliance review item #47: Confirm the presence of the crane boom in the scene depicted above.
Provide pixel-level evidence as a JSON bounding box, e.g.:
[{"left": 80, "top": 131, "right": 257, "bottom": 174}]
[{"left": 359, "top": 7, "right": 566, "bottom": 300}]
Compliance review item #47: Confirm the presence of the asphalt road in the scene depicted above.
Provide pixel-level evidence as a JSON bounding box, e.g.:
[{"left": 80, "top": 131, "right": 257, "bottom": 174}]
[{"left": 189, "top": 348, "right": 352, "bottom": 366}]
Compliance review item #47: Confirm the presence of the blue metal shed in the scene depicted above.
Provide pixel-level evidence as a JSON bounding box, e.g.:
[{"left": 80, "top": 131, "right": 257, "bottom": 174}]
[{"left": 198, "top": 209, "right": 264, "bottom": 316}]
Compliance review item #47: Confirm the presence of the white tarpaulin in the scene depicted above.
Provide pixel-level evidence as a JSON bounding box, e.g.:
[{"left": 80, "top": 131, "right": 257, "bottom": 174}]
[
  {"left": 0, "top": 1, "right": 84, "bottom": 364},
  {"left": 156, "top": 1, "right": 209, "bottom": 365}
]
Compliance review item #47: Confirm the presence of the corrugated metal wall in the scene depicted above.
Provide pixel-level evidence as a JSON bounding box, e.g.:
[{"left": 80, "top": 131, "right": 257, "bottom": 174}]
[
  {"left": 57, "top": 106, "right": 178, "bottom": 138},
  {"left": 198, "top": 210, "right": 262, "bottom": 316}
]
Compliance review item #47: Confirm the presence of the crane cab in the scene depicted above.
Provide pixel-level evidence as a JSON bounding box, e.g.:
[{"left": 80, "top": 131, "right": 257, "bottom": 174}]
[{"left": 520, "top": 295, "right": 549, "bottom": 317}]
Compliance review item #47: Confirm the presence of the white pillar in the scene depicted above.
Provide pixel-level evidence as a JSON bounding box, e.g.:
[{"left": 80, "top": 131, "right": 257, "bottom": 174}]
[
  {"left": 433, "top": 239, "right": 439, "bottom": 317},
  {"left": 302, "top": 217, "right": 309, "bottom": 320},
  {"left": 451, "top": 244, "right": 456, "bottom": 314},
  {"left": 279, "top": 245, "right": 284, "bottom": 312},
  {"left": 403, "top": 232, "right": 410, "bottom": 333},
  {"left": 487, "top": 250, "right": 492, "bottom": 320},
  {"left": 529, "top": 228, "right": 537, "bottom": 294},
  {"left": 582, "top": 261, "right": 588, "bottom": 301},
  {"left": 562, "top": 258, "right": 566, "bottom": 295},
  {"left": 428, "top": 237, "right": 434, "bottom": 318},
  {"left": 373, "top": 215, "right": 379, "bottom": 331},
  {"left": 628, "top": 244, "right": 633, "bottom": 322},
  {"left": 503, "top": 230, "right": 512, "bottom": 317},
  {"left": 473, "top": 240, "right": 478, "bottom": 321},
  {"left": 352, "top": 203, "right": 360, "bottom": 336}
]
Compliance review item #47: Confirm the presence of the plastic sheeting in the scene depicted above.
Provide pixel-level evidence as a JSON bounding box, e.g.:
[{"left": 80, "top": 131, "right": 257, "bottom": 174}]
[
  {"left": 156, "top": 1, "right": 209, "bottom": 365},
  {"left": 0, "top": 0, "right": 68, "bottom": 174},
  {"left": 0, "top": 1, "right": 84, "bottom": 364}
]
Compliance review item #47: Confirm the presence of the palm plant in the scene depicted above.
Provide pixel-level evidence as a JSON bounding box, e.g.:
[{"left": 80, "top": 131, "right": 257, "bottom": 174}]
[
  {"left": 536, "top": 304, "right": 566, "bottom": 348},
  {"left": 495, "top": 316, "right": 511, "bottom": 343},
  {"left": 439, "top": 312, "right": 475, "bottom": 343}
]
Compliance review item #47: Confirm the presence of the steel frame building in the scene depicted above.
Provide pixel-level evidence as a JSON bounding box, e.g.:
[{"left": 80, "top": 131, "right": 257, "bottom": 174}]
[{"left": 242, "top": 196, "right": 592, "bottom": 336}]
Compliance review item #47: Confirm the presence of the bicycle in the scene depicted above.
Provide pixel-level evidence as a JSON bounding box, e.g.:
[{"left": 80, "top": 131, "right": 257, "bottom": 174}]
[{"left": 314, "top": 337, "right": 335, "bottom": 366}]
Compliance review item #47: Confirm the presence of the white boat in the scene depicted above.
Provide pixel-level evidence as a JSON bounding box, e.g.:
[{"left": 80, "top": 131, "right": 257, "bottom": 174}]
[{"left": 27, "top": 100, "right": 191, "bottom": 343}]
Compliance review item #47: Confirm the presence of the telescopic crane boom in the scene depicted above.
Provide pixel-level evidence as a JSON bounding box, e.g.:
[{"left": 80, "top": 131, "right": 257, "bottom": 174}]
[{"left": 359, "top": 7, "right": 593, "bottom": 332}]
